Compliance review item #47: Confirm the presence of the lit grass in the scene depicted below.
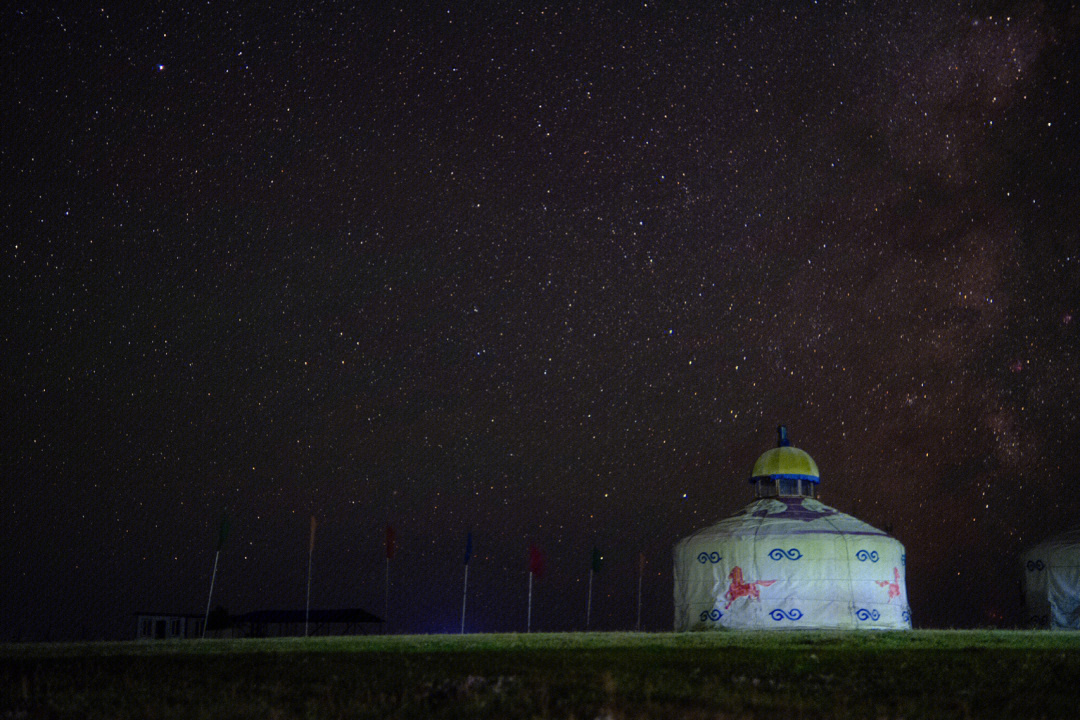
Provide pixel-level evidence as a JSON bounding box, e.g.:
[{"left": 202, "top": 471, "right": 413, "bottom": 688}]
[
  {"left": 6, "top": 628, "right": 1080, "bottom": 656},
  {"left": 3, "top": 630, "right": 1080, "bottom": 718}
]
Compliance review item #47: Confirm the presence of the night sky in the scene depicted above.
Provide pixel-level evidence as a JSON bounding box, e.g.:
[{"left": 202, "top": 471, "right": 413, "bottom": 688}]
[{"left": 5, "top": 2, "right": 1080, "bottom": 641}]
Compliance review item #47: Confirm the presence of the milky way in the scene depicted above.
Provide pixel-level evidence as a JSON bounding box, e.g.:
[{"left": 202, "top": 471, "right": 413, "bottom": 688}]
[{"left": 5, "top": 2, "right": 1079, "bottom": 639}]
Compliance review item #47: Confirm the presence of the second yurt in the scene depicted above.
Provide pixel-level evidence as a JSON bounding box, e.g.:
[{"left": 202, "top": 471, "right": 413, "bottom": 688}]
[{"left": 1023, "top": 526, "right": 1080, "bottom": 629}]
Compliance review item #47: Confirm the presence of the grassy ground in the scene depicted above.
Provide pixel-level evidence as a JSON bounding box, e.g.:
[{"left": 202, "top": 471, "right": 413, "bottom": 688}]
[{"left": 2, "top": 630, "right": 1079, "bottom": 718}]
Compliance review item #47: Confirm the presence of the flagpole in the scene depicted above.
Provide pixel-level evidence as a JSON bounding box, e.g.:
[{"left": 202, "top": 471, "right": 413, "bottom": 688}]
[
  {"left": 202, "top": 550, "right": 220, "bottom": 639},
  {"left": 384, "top": 557, "right": 390, "bottom": 634},
  {"left": 527, "top": 571, "right": 533, "bottom": 633},
  {"left": 305, "top": 541, "right": 313, "bottom": 637},
  {"left": 636, "top": 558, "right": 643, "bottom": 631},
  {"left": 460, "top": 563, "right": 469, "bottom": 634},
  {"left": 586, "top": 568, "right": 593, "bottom": 630},
  {"left": 306, "top": 515, "right": 316, "bottom": 638}
]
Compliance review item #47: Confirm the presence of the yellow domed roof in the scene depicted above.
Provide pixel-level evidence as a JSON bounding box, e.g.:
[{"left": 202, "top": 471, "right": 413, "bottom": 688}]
[{"left": 749, "top": 426, "right": 820, "bottom": 483}]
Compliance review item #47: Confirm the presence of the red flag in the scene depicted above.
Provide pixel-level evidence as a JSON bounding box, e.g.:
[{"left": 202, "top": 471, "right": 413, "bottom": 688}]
[
  {"left": 528, "top": 543, "right": 546, "bottom": 578},
  {"left": 309, "top": 515, "right": 317, "bottom": 553},
  {"left": 639, "top": 552, "right": 647, "bottom": 573},
  {"left": 385, "top": 524, "right": 396, "bottom": 559}
]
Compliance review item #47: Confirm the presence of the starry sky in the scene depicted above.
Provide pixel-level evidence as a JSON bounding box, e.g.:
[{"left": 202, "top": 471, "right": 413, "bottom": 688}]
[{"left": 5, "top": 1, "right": 1080, "bottom": 640}]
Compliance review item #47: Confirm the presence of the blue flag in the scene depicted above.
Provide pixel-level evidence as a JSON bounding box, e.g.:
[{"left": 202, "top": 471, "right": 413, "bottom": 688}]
[{"left": 464, "top": 531, "right": 473, "bottom": 565}]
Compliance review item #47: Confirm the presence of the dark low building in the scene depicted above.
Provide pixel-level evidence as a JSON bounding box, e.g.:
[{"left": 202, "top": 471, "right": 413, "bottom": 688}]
[
  {"left": 135, "top": 608, "right": 382, "bottom": 639},
  {"left": 135, "top": 613, "right": 206, "bottom": 640},
  {"left": 233, "top": 608, "right": 382, "bottom": 637}
]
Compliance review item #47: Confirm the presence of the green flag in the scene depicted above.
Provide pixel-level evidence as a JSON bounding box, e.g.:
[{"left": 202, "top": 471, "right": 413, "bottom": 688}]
[
  {"left": 591, "top": 546, "right": 603, "bottom": 574},
  {"left": 216, "top": 513, "right": 230, "bottom": 551}
]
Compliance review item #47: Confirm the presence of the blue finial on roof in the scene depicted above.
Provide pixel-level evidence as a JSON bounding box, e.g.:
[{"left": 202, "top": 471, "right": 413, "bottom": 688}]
[{"left": 777, "top": 425, "right": 790, "bottom": 447}]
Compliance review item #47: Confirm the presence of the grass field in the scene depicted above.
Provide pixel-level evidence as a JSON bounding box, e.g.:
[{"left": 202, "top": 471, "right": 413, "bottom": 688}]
[{"left": 3, "top": 630, "right": 1080, "bottom": 718}]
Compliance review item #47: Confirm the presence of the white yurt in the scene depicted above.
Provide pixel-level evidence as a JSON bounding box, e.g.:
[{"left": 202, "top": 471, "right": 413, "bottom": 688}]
[
  {"left": 1023, "top": 526, "right": 1080, "bottom": 629},
  {"left": 673, "top": 426, "right": 912, "bottom": 630}
]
